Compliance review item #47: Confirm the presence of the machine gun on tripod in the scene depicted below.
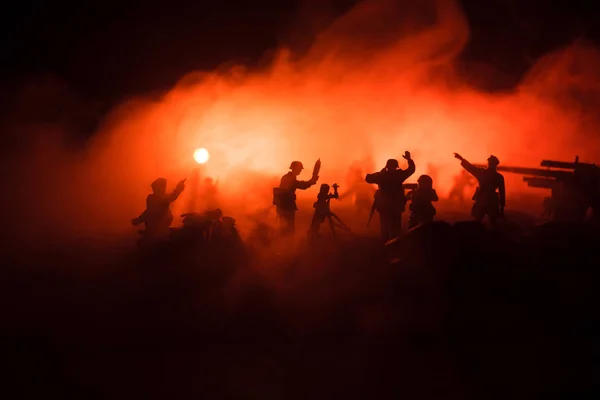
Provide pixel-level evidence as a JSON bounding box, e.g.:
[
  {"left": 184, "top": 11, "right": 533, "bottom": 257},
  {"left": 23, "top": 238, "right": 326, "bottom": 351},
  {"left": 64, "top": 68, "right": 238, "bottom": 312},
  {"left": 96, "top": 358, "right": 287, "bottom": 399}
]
[
  {"left": 473, "top": 156, "right": 600, "bottom": 222},
  {"left": 309, "top": 183, "right": 352, "bottom": 238}
]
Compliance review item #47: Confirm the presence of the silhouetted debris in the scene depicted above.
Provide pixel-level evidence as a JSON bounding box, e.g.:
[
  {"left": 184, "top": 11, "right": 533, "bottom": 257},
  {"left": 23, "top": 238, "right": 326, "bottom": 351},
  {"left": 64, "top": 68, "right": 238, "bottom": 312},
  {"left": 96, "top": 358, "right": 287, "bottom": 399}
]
[{"left": 3, "top": 211, "right": 600, "bottom": 398}]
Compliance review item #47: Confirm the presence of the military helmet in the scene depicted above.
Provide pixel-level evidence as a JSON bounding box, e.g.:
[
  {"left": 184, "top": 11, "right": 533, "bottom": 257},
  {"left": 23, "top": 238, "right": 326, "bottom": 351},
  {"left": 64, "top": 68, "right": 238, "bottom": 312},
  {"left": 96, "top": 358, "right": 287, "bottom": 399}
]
[
  {"left": 417, "top": 174, "right": 433, "bottom": 186},
  {"left": 487, "top": 155, "right": 500, "bottom": 166},
  {"left": 289, "top": 161, "right": 304, "bottom": 170},
  {"left": 386, "top": 159, "right": 399, "bottom": 169},
  {"left": 151, "top": 177, "right": 167, "bottom": 189}
]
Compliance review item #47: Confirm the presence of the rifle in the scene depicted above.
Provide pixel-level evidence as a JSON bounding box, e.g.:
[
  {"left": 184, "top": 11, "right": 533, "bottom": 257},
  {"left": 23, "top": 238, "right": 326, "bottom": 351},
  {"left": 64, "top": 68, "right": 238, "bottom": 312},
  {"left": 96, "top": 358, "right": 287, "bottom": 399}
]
[{"left": 367, "top": 196, "right": 377, "bottom": 228}]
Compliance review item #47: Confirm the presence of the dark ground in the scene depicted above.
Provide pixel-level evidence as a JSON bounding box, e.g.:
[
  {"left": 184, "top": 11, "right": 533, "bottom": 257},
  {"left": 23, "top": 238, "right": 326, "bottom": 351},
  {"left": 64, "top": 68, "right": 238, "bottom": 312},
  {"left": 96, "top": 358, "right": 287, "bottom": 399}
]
[{"left": 1, "top": 209, "right": 599, "bottom": 399}]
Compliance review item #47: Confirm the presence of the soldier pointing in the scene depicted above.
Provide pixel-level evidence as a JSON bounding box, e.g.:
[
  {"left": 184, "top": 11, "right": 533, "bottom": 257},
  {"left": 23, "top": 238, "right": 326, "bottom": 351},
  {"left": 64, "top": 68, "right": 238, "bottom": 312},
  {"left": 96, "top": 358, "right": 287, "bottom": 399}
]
[{"left": 454, "top": 153, "right": 505, "bottom": 227}]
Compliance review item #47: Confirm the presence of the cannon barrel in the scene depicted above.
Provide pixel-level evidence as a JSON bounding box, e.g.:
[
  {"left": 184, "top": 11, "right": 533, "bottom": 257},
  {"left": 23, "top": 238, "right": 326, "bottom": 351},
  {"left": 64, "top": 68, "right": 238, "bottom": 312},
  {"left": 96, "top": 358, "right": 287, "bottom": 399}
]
[
  {"left": 472, "top": 163, "right": 549, "bottom": 175},
  {"left": 523, "top": 176, "right": 558, "bottom": 189},
  {"left": 540, "top": 160, "right": 578, "bottom": 169},
  {"left": 496, "top": 165, "right": 563, "bottom": 177},
  {"left": 539, "top": 156, "right": 585, "bottom": 169},
  {"left": 540, "top": 156, "right": 599, "bottom": 171},
  {"left": 472, "top": 163, "right": 573, "bottom": 180}
]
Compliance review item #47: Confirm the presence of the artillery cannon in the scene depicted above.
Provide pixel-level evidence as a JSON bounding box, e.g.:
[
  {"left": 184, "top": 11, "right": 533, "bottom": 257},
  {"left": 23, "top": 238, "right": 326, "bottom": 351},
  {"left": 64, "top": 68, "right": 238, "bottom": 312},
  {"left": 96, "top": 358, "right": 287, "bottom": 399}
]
[{"left": 474, "top": 156, "right": 600, "bottom": 222}]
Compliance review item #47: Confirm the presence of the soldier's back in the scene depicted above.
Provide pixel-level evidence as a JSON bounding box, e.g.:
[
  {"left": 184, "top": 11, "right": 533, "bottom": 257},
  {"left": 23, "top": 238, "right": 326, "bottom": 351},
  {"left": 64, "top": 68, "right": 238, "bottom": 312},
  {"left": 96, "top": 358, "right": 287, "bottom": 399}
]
[
  {"left": 378, "top": 170, "right": 405, "bottom": 196},
  {"left": 479, "top": 169, "right": 502, "bottom": 190},
  {"left": 280, "top": 172, "right": 296, "bottom": 190}
]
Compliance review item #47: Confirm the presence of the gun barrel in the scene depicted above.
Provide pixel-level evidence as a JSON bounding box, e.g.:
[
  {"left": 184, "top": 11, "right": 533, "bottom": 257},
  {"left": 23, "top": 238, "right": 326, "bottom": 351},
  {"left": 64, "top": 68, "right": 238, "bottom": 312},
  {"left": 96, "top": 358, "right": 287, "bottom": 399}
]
[
  {"left": 479, "top": 165, "right": 573, "bottom": 180},
  {"left": 472, "top": 163, "right": 555, "bottom": 176},
  {"left": 523, "top": 176, "right": 558, "bottom": 189},
  {"left": 540, "top": 160, "right": 577, "bottom": 169},
  {"left": 494, "top": 165, "right": 561, "bottom": 177}
]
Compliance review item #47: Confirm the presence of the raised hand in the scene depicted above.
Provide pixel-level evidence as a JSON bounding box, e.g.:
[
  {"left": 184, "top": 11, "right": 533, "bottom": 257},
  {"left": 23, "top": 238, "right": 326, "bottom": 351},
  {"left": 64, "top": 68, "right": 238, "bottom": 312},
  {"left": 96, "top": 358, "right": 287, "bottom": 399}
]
[
  {"left": 403, "top": 151, "right": 411, "bottom": 160},
  {"left": 453, "top": 153, "right": 464, "bottom": 161}
]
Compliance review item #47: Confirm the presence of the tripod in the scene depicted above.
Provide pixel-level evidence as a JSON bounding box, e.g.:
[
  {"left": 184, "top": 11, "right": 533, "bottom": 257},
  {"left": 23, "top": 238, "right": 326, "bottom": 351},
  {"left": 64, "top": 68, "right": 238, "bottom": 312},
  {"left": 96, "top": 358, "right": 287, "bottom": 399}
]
[
  {"left": 310, "top": 210, "right": 352, "bottom": 238},
  {"left": 310, "top": 183, "right": 352, "bottom": 239},
  {"left": 326, "top": 211, "right": 352, "bottom": 238}
]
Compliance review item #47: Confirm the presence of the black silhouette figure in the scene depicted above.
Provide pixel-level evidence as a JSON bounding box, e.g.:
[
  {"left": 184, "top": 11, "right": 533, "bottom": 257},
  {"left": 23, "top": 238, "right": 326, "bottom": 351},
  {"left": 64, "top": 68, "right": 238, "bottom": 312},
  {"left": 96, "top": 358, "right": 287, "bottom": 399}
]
[
  {"left": 365, "top": 151, "right": 416, "bottom": 242},
  {"left": 454, "top": 153, "right": 505, "bottom": 227},
  {"left": 308, "top": 183, "right": 351, "bottom": 238},
  {"left": 407, "top": 174, "right": 439, "bottom": 229},
  {"left": 132, "top": 177, "right": 186, "bottom": 243},
  {"left": 272, "top": 161, "right": 318, "bottom": 236}
]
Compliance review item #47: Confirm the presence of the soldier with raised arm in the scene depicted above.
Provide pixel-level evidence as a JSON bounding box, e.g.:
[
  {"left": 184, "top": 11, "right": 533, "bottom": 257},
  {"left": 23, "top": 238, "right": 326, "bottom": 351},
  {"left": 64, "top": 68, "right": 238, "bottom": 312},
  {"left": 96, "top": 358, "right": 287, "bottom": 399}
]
[
  {"left": 365, "top": 151, "right": 416, "bottom": 242},
  {"left": 132, "top": 177, "right": 186, "bottom": 242},
  {"left": 273, "top": 161, "right": 318, "bottom": 236},
  {"left": 454, "top": 153, "right": 505, "bottom": 227}
]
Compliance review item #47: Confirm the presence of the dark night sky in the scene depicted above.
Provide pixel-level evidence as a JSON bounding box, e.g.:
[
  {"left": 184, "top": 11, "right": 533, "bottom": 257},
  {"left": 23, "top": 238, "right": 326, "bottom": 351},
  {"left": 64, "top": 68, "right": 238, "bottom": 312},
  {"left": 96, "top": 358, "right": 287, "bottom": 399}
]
[{"left": 0, "top": 0, "right": 599, "bottom": 105}]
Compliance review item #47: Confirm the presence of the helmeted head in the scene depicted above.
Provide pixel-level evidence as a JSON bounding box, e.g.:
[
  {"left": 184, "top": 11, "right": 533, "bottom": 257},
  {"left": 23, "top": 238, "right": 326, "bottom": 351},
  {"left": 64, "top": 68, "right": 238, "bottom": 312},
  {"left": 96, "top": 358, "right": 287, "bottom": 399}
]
[
  {"left": 319, "top": 183, "right": 330, "bottom": 194},
  {"left": 417, "top": 174, "right": 433, "bottom": 188},
  {"left": 289, "top": 161, "right": 304, "bottom": 176},
  {"left": 385, "top": 159, "right": 399, "bottom": 171},
  {"left": 487, "top": 155, "right": 500, "bottom": 168},
  {"left": 151, "top": 178, "right": 167, "bottom": 195}
]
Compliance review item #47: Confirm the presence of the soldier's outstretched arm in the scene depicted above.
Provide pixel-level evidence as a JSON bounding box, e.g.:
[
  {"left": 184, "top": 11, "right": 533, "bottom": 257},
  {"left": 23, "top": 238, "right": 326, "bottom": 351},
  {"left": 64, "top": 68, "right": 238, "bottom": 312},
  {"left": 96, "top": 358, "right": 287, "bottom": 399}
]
[
  {"left": 498, "top": 175, "right": 506, "bottom": 208},
  {"left": 365, "top": 172, "right": 381, "bottom": 184},
  {"left": 402, "top": 158, "right": 416, "bottom": 179},
  {"left": 169, "top": 179, "right": 186, "bottom": 202},
  {"left": 296, "top": 180, "right": 314, "bottom": 190},
  {"left": 460, "top": 159, "right": 482, "bottom": 178}
]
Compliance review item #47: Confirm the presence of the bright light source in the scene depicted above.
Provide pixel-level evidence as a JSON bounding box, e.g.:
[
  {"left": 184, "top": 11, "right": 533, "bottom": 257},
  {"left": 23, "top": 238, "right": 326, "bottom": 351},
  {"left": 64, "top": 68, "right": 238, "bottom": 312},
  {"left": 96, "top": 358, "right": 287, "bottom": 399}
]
[{"left": 193, "top": 147, "right": 210, "bottom": 164}]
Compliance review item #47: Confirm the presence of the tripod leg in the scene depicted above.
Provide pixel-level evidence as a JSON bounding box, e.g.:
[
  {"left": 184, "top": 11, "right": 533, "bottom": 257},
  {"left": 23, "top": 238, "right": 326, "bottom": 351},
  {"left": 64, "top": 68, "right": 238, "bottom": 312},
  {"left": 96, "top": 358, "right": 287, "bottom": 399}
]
[
  {"left": 327, "top": 216, "right": 337, "bottom": 238},
  {"left": 331, "top": 213, "right": 352, "bottom": 232}
]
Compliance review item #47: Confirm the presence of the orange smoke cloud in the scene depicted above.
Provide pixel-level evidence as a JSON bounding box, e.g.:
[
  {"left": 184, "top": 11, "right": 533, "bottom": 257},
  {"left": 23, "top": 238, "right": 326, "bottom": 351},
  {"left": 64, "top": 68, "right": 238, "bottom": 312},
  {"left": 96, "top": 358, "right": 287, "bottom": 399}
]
[{"left": 4, "top": 0, "right": 600, "bottom": 242}]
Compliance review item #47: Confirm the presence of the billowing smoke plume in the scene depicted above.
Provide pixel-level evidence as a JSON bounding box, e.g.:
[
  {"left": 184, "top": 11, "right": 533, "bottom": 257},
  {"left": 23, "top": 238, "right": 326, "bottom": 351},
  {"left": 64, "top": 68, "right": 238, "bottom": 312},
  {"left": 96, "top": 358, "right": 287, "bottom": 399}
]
[{"left": 3, "top": 0, "right": 600, "bottom": 244}]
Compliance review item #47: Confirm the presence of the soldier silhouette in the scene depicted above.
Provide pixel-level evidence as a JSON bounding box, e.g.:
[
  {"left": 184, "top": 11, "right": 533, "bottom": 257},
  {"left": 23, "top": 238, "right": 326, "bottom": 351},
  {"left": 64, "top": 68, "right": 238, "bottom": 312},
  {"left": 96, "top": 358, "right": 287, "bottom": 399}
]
[
  {"left": 273, "top": 161, "right": 318, "bottom": 236},
  {"left": 454, "top": 153, "right": 505, "bottom": 227},
  {"left": 132, "top": 177, "right": 186, "bottom": 242},
  {"left": 365, "top": 151, "right": 416, "bottom": 242},
  {"left": 308, "top": 183, "right": 351, "bottom": 238},
  {"left": 407, "top": 174, "right": 439, "bottom": 229}
]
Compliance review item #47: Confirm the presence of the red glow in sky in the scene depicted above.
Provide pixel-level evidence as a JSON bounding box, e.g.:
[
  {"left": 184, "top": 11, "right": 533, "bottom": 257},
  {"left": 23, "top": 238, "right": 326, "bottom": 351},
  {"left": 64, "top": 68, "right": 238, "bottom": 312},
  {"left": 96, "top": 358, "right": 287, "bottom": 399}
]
[{"left": 7, "top": 0, "right": 600, "bottom": 239}]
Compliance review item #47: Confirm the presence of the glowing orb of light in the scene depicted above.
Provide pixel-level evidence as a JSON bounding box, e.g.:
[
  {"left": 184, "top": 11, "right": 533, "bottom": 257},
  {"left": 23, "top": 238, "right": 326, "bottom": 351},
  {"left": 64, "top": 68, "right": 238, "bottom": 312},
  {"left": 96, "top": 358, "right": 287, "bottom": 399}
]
[{"left": 193, "top": 147, "right": 210, "bottom": 164}]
